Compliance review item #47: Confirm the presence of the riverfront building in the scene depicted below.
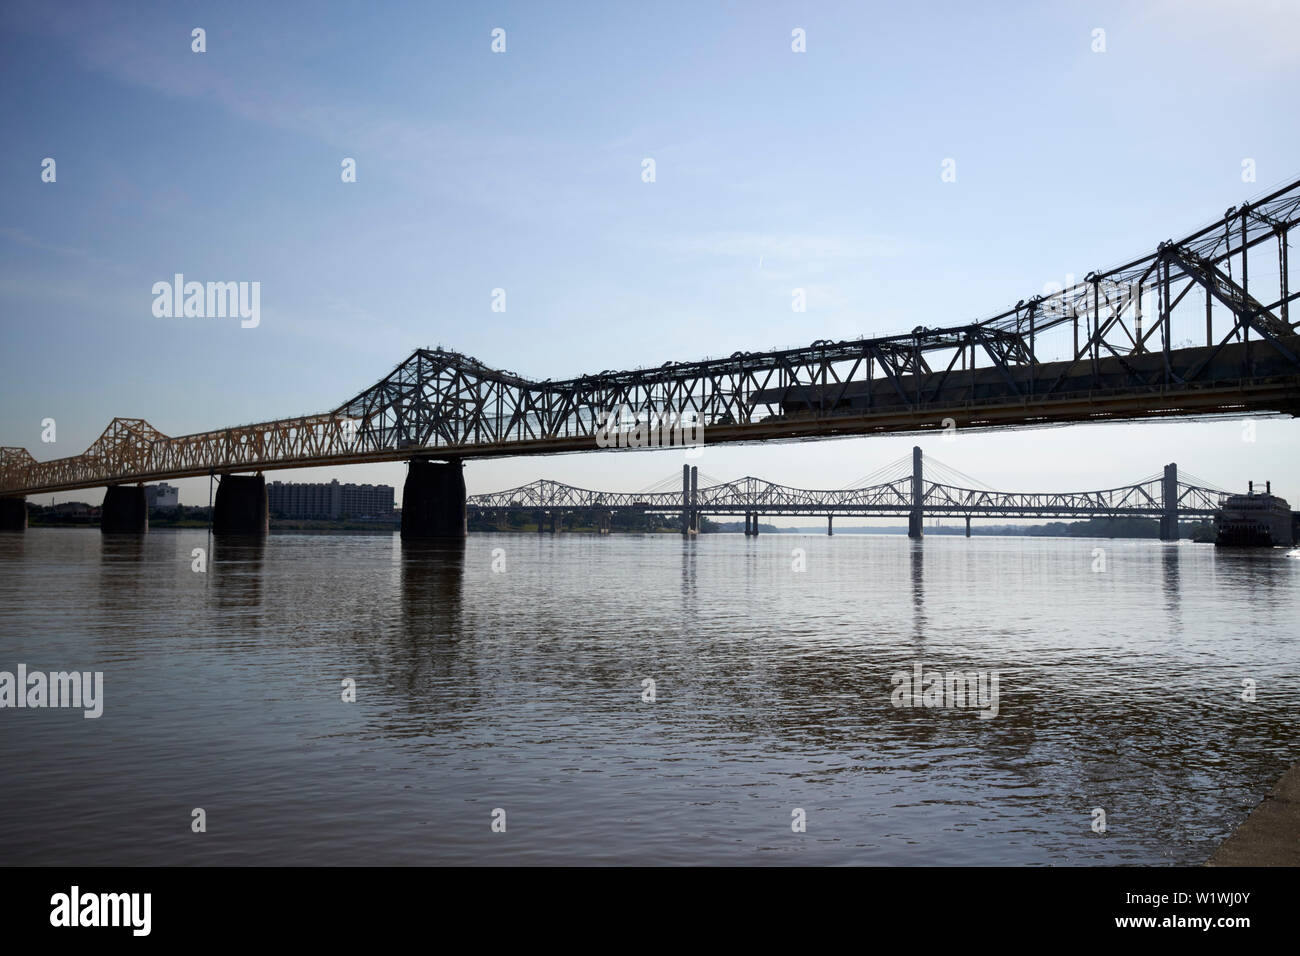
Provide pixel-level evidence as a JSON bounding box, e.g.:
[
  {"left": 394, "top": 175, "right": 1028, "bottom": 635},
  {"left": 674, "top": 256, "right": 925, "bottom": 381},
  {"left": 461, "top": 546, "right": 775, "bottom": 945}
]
[
  {"left": 267, "top": 479, "right": 395, "bottom": 520},
  {"left": 144, "top": 483, "right": 179, "bottom": 508}
]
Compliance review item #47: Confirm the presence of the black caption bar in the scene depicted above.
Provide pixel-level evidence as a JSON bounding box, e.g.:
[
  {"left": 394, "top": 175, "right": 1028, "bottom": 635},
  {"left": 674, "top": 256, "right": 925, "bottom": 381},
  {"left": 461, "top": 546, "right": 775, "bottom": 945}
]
[{"left": 0, "top": 865, "right": 1288, "bottom": 944}]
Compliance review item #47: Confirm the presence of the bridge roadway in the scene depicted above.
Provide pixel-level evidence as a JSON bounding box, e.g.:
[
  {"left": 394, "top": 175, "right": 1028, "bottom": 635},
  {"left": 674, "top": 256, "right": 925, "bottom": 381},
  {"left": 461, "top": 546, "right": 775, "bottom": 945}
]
[{"left": 1, "top": 177, "right": 1296, "bottom": 535}]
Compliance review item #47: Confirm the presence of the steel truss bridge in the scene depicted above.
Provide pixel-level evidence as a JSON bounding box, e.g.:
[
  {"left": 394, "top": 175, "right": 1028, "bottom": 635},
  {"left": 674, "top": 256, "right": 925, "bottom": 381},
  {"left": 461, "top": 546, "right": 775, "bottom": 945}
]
[
  {"left": 3, "top": 177, "right": 1300, "bottom": 499},
  {"left": 466, "top": 451, "right": 1230, "bottom": 533}
]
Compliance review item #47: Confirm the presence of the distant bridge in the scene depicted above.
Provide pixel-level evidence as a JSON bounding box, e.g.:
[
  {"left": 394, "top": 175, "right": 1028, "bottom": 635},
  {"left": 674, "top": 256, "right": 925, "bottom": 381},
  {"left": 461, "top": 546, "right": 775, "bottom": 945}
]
[{"left": 467, "top": 448, "right": 1229, "bottom": 539}]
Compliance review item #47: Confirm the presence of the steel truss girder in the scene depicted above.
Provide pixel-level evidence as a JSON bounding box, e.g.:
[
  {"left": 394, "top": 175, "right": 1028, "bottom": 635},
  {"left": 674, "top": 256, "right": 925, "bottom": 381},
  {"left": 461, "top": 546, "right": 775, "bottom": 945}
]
[{"left": 468, "top": 475, "right": 1227, "bottom": 521}]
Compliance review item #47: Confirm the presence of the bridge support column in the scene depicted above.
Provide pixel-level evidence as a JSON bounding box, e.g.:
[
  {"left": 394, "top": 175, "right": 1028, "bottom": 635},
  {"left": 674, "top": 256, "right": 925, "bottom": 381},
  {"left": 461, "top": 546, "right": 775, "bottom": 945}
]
[
  {"left": 908, "top": 445, "right": 924, "bottom": 539},
  {"left": 1160, "top": 463, "right": 1179, "bottom": 541},
  {"left": 535, "top": 511, "right": 544, "bottom": 533},
  {"left": 101, "top": 485, "right": 148, "bottom": 534},
  {"left": 213, "top": 474, "right": 269, "bottom": 535},
  {"left": 752, "top": 512, "right": 759, "bottom": 536},
  {"left": 828, "top": 515, "right": 833, "bottom": 536},
  {"left": 401, "top": 460, "right": 466, "bottom": 540},
  {"left": 965, "top": 515, "right": 971, "bottom": 537},
  {"left": 0, "top": 498, "right": 26, "bottom": 532}
]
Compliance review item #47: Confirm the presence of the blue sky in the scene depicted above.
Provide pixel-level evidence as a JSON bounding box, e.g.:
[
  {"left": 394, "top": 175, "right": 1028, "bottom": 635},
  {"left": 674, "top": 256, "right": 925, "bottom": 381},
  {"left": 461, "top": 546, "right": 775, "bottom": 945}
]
[{"left": 2, "top": 0, "right": 1298, "bottom": 513}]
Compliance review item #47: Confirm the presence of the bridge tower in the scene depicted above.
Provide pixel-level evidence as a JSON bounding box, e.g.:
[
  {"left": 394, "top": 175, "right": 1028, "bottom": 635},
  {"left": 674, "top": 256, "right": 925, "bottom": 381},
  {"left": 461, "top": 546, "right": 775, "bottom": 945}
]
[
  {"left": 908, "top": 446, "right": 924, "bottom": 539},
  {"left": 691, "top": 466, "right": 698, "bottom": 534},
  {"left": 681, "top": 465, "right": 689, "bottom": 535},
  {"left": 401, "top": 459, "right": 467, "bottom": 539},
  {"left": 681, "top": 465, "right": 698, "bottom": 536},
  {"left": 1160, "top": 463, "right": 1179, "bottom": 541}
]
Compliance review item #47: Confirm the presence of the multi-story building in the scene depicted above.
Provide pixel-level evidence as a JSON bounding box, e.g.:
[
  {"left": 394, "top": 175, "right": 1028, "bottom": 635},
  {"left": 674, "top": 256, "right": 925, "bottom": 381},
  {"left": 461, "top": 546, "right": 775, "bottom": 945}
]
[
  {"left": 145, "top": 483, "right": 179, "bottom": 508},
  {"left": 267, "top": 479, "right": 395, "bottom": 520}
]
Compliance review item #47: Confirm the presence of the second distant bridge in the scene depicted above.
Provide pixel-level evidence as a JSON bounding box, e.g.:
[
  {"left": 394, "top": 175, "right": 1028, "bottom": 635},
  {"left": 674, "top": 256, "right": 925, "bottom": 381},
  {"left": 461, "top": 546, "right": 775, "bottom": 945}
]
[{"left": 467, "top": 447, "right": 1229, "bottom": 539}]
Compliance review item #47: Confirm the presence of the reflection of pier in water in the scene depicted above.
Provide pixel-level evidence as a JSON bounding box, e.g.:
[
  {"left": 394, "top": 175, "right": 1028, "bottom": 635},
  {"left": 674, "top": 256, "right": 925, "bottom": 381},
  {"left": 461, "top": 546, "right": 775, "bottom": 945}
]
[{"left": 211, "top": 535, "right": 266, "bottom": 613}]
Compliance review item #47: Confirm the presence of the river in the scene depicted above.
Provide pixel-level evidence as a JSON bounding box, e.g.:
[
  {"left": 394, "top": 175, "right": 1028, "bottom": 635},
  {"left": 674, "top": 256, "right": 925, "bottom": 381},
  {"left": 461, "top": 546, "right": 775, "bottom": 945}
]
[{"left": 0, "top": 529, "right": 1296, "bottom": 865}]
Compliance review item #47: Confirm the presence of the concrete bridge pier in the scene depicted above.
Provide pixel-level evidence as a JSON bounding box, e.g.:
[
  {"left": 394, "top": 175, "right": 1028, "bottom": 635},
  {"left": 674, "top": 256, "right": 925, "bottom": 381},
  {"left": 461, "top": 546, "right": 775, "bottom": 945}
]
[
  {"left": 401, "top": 460, "right": 466, "bottom": 540},
  {"left": 752, "top": 512, "right": 759, "bottom": 536},
  {"left": 0, "top": 497, "right": 26, "bottom": 531},
  {"left": 213, "top": 474, "right": 269, "bottom": 535},
  {"left": 101, "top": 484, "right": 148, "bottom": 534},
  {"left": 1160, "top": 462, "right": 1179, "bottom": 541},
  {"left": 536, "top": 511, "right": 545, "bottom": 533},
  {"left": 827, "top": 515, "right": 833, "bottom": 536},
  {"left": 965, "top": 515, "right": 971, "bottom": 537},
  {"left": 908, "top": 445, "right": 924, "bottom": 540}
]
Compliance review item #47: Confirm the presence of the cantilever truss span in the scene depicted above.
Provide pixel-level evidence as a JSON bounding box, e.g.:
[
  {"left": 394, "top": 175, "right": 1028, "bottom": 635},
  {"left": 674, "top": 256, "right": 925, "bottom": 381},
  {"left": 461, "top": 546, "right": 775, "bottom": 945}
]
[
  {"left": 466, "top": 471, "right": 1228, "bottom": 520},
  {"left": 4, "top": 177, "right": 1300, "bottom": 497}
]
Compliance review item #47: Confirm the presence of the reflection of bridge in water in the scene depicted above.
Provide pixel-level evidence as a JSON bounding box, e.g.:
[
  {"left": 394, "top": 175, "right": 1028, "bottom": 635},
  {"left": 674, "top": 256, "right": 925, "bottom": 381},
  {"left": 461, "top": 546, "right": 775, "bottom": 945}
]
[
  {"left": 1, "top": 176, "right": 1297, "bottom": 537},
  {"left": 468, "top": 447, "right": 1231, "bottom": 538}
]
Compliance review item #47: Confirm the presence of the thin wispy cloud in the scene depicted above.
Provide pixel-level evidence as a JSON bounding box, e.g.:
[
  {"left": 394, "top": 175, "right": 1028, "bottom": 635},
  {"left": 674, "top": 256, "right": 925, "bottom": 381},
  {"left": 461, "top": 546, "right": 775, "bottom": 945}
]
[{"left": 661, "top": 231, "right": 916, "bottom": 262}]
